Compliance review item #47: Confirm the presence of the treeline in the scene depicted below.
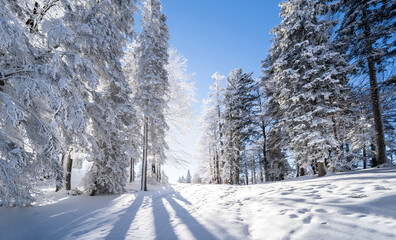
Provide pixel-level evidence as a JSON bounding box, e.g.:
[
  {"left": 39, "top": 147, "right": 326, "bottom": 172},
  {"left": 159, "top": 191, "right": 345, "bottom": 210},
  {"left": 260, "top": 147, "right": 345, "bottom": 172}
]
[
  {"left": 0, "top": 0, "right": 191, "bottom": 206},
  {"left": 197, "top": 0, "right": 395, "bottom": 184}
]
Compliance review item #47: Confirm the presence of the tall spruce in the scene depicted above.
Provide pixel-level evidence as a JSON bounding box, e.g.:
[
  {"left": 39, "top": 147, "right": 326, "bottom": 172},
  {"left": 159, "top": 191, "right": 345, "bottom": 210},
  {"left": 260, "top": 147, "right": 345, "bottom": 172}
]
[
  {"left": 222, "top": 69, "right": 257, "bottom": 184},
  {"left": 74, "top": 0, "right": 138, "bottom": 195},
  {"left": 131, "top": 0, "right": 170, "bottom": 191},
  {"left": 0, "top": 0, "right": 64, "bottom": 206},
  {"left": 336, "top": 0, "right": 395, "bottom": 166},
  {"left": 267, "top": 0, "right": 354, "bottom": 176},
  {"left": 198, "top": 73, "right": 224, "bottom": 184}
]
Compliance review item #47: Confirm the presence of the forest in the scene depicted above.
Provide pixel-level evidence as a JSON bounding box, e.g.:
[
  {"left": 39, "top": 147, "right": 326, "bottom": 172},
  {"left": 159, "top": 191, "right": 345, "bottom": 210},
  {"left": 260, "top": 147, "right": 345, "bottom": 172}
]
[
  {"left": 0, "top": 0, "right": 396, "bottom": 239},
  {"left": 0, "top": 0, "right": 199, "bottom": 206},
  {"left": 1, "top": 0, "right": 395, "bottom": 205},
  {"left": 196, "top": 0, "right": 395, "bottom": 185}
]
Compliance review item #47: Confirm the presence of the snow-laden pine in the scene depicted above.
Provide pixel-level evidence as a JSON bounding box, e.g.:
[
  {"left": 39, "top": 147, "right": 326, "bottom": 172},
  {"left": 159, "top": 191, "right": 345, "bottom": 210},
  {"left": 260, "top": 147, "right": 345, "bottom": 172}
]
[
  {"left": 264, "top": 0, "right": 355, "bottom": 176},
  {"left": 0, "top": 0, "right": 64, "bottom": 206},
  {"left": 72, "top": 0, "right": 139, "bottom": 195},
  {"left": 128, "top": 0, "right": 170, "bottom": 191}
]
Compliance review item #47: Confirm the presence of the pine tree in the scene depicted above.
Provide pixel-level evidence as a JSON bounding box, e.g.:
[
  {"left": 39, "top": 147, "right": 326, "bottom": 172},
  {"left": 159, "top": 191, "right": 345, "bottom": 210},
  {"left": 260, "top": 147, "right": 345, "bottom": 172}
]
[
  {"left": 28, "top": 0, "right": 100, "bottom": 192},
  {"left": 199, "top": 97, "right": 219, "bottom": 183},
  {"left": 335, "top": 0, "right": 395, "bottom": 166},
  {"left": 222, "top": 69, "right": 257, "bottom": 184},
  {"left": 186, "top": 170, "right": 192, "bottom": 183},
  {"left": 210, "top": 72, "right": 225, "bottom": 184},
  {"left": 0, "top": 0, "right": 64, "bottom": 206},
  {"left": 67, "top": 0, "right": 138, "bottom": 195},
  {"left": 131, "top": 0, "right": 169, "bottom": 191},
  {"left": 266, "top": 0, "right": 354, "bottom": 176}
]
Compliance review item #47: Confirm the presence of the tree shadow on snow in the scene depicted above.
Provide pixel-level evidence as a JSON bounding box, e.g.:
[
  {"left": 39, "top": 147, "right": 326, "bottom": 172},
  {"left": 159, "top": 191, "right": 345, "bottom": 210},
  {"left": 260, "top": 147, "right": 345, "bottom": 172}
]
[
  {"left": 105, "top": 194, "right": 144, "bottom": 240},
  {"left": 151, "top": 186, "right": 217, "bottom": 240},
  {"left": 2, "top": 194, "right": 132, "bottom": 240},
  {"left": 152, "top": 189, "right": 178, "bottom": 240}
]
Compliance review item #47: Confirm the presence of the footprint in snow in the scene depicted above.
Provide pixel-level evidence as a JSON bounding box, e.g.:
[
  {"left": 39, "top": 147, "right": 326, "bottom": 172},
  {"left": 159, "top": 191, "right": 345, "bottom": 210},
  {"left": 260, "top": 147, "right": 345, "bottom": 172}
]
[
  {"left": 281, "top": 192, "right": 291, "bottom": 195},
  {"left": 297, "top": 208, "right": 310, "bottom": 214},
  {"left": 315, "top": 209, "right": 328, "bottom": 213},
  {"left": 374, "top": 185, "right": 391, "bottom": 190},
  {"left": 303, "top": 215, "right": 312, "bottom": 224},
  {"left": 348, "top": 193, "right": 368, "bottom": 198},
  {"left": 289, "top": 214, "right": 298, "bottom": 219},
  {"left": 278, "top": 209, "right": 289, "bottom": 215}
]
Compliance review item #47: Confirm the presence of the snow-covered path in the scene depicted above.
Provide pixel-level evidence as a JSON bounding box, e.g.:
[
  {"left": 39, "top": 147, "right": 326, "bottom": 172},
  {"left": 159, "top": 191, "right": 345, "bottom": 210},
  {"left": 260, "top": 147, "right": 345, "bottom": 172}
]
[{"left": 1, "top": 168, "right": 396, "bottom": 240}]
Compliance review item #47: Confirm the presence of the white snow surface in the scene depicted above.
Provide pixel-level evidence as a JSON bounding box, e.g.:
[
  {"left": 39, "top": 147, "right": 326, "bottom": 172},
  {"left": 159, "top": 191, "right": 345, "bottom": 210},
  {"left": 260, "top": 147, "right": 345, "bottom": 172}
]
[{"left": 1, "top": 168, "right": 396, "bottom": 240}]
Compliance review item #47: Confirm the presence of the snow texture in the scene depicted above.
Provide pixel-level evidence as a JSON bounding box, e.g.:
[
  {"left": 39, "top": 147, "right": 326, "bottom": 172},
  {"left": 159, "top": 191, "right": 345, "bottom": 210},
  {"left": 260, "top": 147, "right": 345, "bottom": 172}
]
[{"left": 1, "top": 168, "right": 395, "bottom": 240}]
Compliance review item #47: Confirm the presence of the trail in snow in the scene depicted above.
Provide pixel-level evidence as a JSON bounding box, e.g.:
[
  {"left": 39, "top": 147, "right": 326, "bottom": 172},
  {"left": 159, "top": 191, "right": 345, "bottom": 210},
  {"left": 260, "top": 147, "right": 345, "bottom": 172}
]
[{"left": 1, "top": 168, "right": 396, "bottom": 240}]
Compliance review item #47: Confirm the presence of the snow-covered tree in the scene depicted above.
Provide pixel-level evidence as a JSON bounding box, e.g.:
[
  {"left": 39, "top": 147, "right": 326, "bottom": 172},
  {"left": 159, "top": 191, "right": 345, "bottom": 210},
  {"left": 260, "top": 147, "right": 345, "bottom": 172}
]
[
  {"left": 210, "top": 72, "right": 225, "bottom": 184},
  {"left": 0, "top": 0, "right": 64, "bottom": 206},
  {"left": 164, "top": 48, "right": 195, "bottom": 169},
  {"left": 335, "top": 0, "right": 395, "bottom": 166},
  {"left": 221, "top": 69, "right": 257, "bottom": 184},
  {"left": 186, "top": 170, "right": 192, "bottom": 183},
  {"left": 254, "top": 81, "right": 291, "bottom": 181},
  {"left": 131, "top": 0, "right": 169, "bottom": 191},
  {"left": 266, "top": 0, "right": 354, "bottom": 176},
  {"left": 24, "top": 0, "right": 97, "bottom": 192},
  {"left": 66, "top": 0, "right": 139, "bottom": 195},
  {"left": 197, "top": 72, "right": 225, "bottom": 184},
  {"left": 198, "top": 97, "right": 219, "bottom": 184}
]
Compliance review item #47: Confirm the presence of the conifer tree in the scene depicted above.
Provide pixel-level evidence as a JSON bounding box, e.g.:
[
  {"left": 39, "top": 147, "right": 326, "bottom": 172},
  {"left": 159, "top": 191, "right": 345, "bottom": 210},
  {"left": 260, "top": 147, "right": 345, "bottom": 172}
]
[
  {"left": 186, "top": 170, "right": 192, "bottom": 183},
  {"left": 222, "top": 69, "right": 257, "bottom": 183},
  {"left": 71, "top": 0, "right": 138, "bottom": 195},
  {"left": 0, "top": 0, "right": 64, "bottom": 206},
  {"left": 335, "top": 0, "right": 395, "bottom": 166},
  {"left": 266, "top": 0, "right": 354, "bottom": 176},
  {"left": 131, "top": 0, "right": 169, "bottom": 191}
]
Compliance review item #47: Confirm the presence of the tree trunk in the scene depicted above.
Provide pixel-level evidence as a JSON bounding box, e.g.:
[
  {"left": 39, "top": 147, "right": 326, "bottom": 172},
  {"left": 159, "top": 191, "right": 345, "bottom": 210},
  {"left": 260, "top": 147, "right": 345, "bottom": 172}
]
[
  {"left": 217, "top": 88, "right": 224, "bottom": 184},
  {"left": 90, "top": 181, "right": 97, "bottom": 196},
  {"left": 235, "top": 153, "right": 240, "bottom": 185},
  {"left": 130, "top": 158, "right": 135, "bottom": 182},
  {"left": 65, "top": 148, "right": 73, "bottom": 191},
  {"left": 262, "top": 123, "right": 269, "bottom": 182},
  {"left": 213, "top": 155, "right": 216, "bottom": 183},
  {"left": 371, "top": 143, "right": 377, "bottom": 167},
  {"left": 55, "top": 153, "right": 66, "bottom": 192},
  {"left": 296, "top": 164, "right": 300, "bottom": 177},
  {"left": 155, "top": 163, "right": 161, "bottom": 183},
  {"left": 251, "top": 157, "right": 255, "bottom": 184},
  {"left": 229, "top": 169, "right": 232, "bottom": 184},
  {"left": 317, "top": 162, "right": 326, "bottom": 177},
  {"left": 300, "top": 167, "right": 305, "bottom": 177},
  {"left": 363, "top": 8, "right": 387, "bottom": 166},
  {"left": 258, "top": 154, "right": 264, "bottom": 183},
  {"left": 209, "top": 148, "right": 213, "bottom": 183},
  {"left": 215, "top": 151, "right": 220, "bottom": 184},
  {"left": 159, "top": 168, "right": 162, "bottom": 183},
  {"left": 363, "top": 144, "right": 367, "bottom": 169},
  {"left": 244, "top": 159, "right": 249, "bottom": 185},
  {"left": 141, "top": 116, "right": 148, "bottom": 191}
]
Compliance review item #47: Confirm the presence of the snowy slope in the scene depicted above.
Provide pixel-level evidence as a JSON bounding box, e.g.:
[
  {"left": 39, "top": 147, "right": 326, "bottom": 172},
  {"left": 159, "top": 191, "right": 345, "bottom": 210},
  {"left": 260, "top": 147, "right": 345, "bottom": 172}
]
[{"left": 1, "top": 168, "right": 395, "bottom": 240}]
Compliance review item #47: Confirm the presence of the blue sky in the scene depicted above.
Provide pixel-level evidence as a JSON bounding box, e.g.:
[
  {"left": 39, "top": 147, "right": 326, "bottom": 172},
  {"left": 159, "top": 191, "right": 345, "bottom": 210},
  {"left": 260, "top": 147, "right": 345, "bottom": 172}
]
[
  {"left": 158, "top": 0, "right": 283, "bottom": 182},
  {"left": 162, "top": 0, "right": 283, "bottom": 113}
]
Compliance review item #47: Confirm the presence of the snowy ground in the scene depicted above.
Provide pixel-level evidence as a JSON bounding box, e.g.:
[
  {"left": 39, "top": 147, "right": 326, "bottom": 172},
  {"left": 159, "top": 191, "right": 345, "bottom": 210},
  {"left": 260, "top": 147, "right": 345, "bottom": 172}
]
[{"left": 1, "top": 168, "right": 396, "bottom": 240}]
